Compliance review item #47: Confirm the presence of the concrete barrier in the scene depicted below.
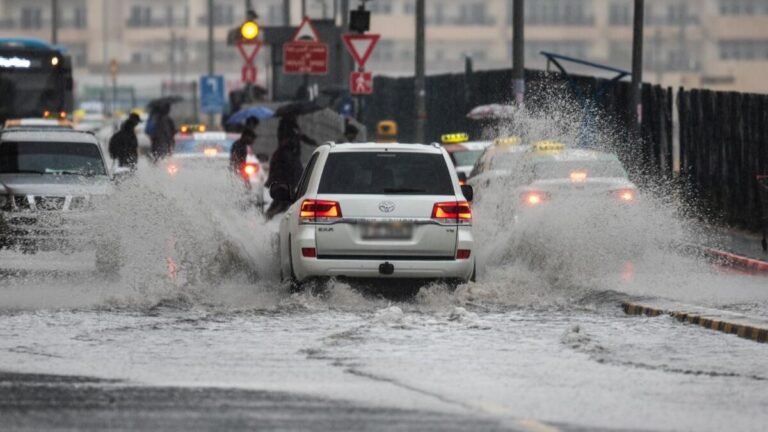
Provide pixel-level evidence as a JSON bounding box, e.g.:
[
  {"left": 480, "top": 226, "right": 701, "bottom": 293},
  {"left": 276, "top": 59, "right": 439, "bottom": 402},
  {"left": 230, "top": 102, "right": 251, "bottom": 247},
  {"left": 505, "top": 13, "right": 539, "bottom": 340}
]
[{"left": 622, "top": 301, "right": 768, "bottom": 343}]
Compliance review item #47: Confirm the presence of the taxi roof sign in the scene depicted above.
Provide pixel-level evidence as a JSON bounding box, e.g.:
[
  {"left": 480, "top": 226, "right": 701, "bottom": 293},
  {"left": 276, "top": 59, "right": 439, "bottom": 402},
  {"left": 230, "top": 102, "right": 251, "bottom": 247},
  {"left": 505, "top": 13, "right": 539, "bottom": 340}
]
[
  {"left": 494, "top": 136, "right": 521, "bottom": 147},
  {"left": 533, "top": 140, "right": 565, "bottom": 154},
  {"left": 441, "top": 133, "right": 469, "bottom": 144}
]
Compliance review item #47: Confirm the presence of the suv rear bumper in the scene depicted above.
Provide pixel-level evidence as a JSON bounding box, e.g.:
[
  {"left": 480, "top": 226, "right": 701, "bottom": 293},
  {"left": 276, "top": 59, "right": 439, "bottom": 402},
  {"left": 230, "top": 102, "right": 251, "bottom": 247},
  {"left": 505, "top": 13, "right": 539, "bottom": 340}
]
[{"left": 295, "top": 255, "right": 474, "bottom": 281}]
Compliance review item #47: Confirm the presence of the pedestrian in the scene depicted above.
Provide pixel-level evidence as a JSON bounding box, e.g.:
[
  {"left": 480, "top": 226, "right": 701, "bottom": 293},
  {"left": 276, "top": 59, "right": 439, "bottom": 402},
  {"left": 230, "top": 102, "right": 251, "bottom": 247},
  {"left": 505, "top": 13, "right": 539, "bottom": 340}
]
[
  {"left": 149, "top": 103, "right": 176, "bottom": 161},
  {"left": 108, "top": 112, "right": 141, "bottom": 170},
  {"left": 230, "top": 127, "right": 256, "bottom": 173},
  {"left": 277, "top": 114, "right": 318, "bottom": 149},
  {"left": 338, "top": 119, "right": 359, "bottom": 143},
  {"left": 244, "top": 116, "right": 260, "bottom": 135}
]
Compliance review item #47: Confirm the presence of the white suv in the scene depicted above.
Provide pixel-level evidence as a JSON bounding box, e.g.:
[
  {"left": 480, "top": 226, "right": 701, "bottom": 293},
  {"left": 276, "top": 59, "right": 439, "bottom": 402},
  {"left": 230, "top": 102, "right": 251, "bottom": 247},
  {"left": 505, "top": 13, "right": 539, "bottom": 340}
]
[{"left": 273, "top": 143, "right": 475, "bottom": 285}]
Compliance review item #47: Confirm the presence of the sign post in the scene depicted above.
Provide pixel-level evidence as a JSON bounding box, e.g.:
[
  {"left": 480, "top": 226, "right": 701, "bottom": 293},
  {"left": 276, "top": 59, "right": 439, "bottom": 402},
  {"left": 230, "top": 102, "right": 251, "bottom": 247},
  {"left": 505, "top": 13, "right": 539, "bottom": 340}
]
[{"left": 236, "top": 40, "right": 262, "bottom": 84}]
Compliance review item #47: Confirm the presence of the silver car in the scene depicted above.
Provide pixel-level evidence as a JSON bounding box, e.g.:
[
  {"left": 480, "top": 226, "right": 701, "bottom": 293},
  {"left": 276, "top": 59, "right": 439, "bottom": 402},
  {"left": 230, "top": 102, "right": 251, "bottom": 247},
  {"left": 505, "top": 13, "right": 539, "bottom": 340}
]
[{"left": 0, "top": 128, "right": 120, "bottom": 273}]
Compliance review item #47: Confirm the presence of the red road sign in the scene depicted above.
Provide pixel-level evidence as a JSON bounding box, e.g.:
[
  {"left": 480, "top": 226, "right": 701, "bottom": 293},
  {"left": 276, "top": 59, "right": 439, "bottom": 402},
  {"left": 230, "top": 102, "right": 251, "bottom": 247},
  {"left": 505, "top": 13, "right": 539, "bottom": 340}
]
[
  {"left": 350, "top": 71, "right": 373, "bottom": 95},
  {"left": 236, "top": 40, "right": 262, "bottom": 63},
  {"left": 242, "top": 65, "right": 257, "bottom": 83},
  {"left": 342, "top": 33, "right": 380, "bottom": 68},
  {"left": 283, "top": 43, "right": 328, "bottom": 74}
]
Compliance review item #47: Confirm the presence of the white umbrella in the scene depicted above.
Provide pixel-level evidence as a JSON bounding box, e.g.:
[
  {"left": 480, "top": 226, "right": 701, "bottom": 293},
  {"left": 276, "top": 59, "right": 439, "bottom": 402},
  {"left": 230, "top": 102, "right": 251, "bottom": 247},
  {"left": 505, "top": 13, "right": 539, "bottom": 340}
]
[{"left": 466, "top": 104, "right": 517, "bottom": 120}]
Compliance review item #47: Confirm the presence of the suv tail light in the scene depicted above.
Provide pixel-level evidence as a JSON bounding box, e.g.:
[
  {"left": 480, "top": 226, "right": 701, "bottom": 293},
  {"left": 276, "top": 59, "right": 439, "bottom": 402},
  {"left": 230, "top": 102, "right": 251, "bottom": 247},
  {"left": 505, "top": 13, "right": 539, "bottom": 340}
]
[
  {"left": 521, "top": 191, "right": 549, "bottom": 207},
  {"left": 611, "top": 188, "right": 636, "bottom": 202},
  {"left": 299, "top": 199, "right": 343, "bottom": 224},
  {"left": 431, "top": 201, "right": 472, "bottom": 225}
]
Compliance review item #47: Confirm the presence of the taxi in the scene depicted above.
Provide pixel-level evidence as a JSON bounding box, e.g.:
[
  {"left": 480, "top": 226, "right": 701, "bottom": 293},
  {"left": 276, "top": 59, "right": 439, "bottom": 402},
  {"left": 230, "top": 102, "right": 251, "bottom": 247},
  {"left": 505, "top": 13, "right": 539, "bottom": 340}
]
[
  {"left": 166, "top": 131, "right": 269, "bottom": 209},
  {"left": 469, "top": 140, "right": 638, "bottom": 220},
  {"left": 178, "top": 123, "right": 207, "bottom": 134},
  {"left": 4, "top": 116, "right": 74, "bottom": 129},
  {"left": 439, "top": 133, "right": 493, "bottom": 183}
]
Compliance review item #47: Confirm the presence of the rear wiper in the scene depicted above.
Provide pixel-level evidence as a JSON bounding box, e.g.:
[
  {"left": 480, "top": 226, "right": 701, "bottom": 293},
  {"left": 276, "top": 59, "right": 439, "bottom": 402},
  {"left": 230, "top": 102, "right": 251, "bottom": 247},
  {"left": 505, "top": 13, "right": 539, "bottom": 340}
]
[{"left": 383, "top": 187, "right": 426, "bottom": 193}]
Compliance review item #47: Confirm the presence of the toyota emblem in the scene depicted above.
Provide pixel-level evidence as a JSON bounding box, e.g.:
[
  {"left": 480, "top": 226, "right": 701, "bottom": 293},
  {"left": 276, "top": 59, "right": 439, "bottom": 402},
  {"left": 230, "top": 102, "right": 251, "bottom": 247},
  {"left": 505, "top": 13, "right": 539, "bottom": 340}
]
[{"left": 378, "top": 201, "right": 395, "bottom": 213}]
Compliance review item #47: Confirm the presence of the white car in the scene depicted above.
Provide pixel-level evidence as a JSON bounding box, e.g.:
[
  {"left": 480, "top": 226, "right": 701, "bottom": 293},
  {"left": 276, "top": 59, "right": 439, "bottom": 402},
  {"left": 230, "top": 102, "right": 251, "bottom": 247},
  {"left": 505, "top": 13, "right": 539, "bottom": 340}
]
[
  {"left": 165, "top": 132, "right": 269, "bottom": 209},
  {"left": 274, "top": 142, "right": 476, "bottom": 286}
]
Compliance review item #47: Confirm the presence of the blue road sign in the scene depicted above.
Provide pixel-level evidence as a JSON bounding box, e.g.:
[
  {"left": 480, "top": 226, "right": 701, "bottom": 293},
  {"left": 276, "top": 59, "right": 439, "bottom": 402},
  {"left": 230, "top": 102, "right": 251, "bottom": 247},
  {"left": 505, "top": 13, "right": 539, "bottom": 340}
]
[{"left": 200, "top": 75, "right": 225, "bottom": 114}]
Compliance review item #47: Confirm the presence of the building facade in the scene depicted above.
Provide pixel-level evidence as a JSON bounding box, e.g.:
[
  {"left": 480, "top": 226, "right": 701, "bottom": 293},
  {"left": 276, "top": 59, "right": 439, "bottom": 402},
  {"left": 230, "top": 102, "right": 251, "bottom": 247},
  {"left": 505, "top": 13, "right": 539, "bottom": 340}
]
[{"left": 0, "top": 0, "right": 767, "bottom": 104}]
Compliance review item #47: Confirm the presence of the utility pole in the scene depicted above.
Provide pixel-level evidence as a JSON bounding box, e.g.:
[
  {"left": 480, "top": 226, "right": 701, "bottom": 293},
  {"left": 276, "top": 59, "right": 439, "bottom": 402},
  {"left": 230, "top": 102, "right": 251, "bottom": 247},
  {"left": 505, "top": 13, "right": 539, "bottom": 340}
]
[
  {"left": 415, "top": 0, "right": 426, "bottom": 143},
  {"left": 284, "top": 0, "right": 291, "bottom": 25},
  {"left": 511, "top": 0, "right": 524, "bottom": 107},
  {"left": 207, "top": 0, "right": 215, "bottom": 127},
  {"left": 630, "top": 0, "right": 644, "bottom": 132},
  {"left": 51, "top": 0, "right": 59, "bottom": 45}
]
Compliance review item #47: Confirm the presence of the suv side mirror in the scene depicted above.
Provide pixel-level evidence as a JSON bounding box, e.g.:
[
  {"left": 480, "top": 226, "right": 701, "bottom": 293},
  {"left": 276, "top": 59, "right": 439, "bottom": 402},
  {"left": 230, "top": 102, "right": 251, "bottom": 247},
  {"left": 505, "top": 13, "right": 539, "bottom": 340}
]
[
  {"left": 269, "top": 182, "right": 292, "bottom": 202},
  {"left": 461, "top": 184, "right": 474, "bottom": 202}
]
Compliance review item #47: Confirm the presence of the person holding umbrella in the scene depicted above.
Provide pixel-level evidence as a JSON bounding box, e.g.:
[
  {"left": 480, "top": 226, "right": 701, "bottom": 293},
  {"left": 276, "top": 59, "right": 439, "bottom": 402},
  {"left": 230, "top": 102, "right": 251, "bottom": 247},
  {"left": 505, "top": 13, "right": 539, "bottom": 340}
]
[{"left": 149, "top": 103, "right": 176, "bottom": 161}]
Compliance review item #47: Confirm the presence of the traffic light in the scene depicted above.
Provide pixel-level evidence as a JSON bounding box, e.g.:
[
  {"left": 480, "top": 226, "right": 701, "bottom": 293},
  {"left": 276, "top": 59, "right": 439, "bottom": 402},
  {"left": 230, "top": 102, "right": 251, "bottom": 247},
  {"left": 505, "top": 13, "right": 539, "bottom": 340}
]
[
  {"left": 240, "top": 20, "right": 259, "bottom": 41},
  {"left": 349, "top": 6, "right": 370, "bottom": 33}
]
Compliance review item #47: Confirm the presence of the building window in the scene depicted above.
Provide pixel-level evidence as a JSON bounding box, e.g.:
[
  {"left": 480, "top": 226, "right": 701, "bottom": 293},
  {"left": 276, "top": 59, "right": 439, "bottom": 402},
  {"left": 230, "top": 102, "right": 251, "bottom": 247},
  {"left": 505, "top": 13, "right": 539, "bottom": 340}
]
[
  {"left": 719, "top": 39, "right": 768, "bottom": 60},
  {"left": 20, "top": 7, "right": 43, "bottom": 29},
  {"left": 457, "top": 2, "right": 494, "bottom": 25},
  {"left": 268, "top": 5, "right": 283, "bottom": 24},
  {"left": 609, "top": 1, "right": 630, "bottom": 26},
  {"left": 368, "top": 0, "right": 393, "bottom": 14},
  {"left": 404, "top": 1, "right": 415, "bottom": 15},
  {"left": 128, "top": 6, "right": 152, "bottom": 27},
  {"left": 526, "top": 0, "right": 594, "bottom": 25},
  {"left": 213, "top": 4, "right": 235, "bottom": 25},
  {"left": 719, "top": 0, "right": 768, "bottom": 15}
]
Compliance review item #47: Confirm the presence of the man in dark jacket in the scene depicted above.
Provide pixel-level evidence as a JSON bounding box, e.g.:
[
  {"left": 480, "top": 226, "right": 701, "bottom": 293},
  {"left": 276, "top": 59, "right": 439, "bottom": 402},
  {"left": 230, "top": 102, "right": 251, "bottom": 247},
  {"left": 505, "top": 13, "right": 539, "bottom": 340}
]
[
  {"left": 108, "top": 113, "right": 141, "bottom": 170},
  {"left": 230, "top": 128, "right": 256, "bottom": 172},
  {"left": 149, "top": 104, "right": 176, "bottom": 161}
]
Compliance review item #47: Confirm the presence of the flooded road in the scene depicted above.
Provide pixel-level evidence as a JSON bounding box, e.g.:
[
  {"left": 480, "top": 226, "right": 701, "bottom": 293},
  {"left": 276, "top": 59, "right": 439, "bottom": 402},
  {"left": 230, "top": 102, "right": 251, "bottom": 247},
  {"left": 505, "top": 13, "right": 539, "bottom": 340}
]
[{"left": 1, "top": 160, "right": 768, "bottom": 431}]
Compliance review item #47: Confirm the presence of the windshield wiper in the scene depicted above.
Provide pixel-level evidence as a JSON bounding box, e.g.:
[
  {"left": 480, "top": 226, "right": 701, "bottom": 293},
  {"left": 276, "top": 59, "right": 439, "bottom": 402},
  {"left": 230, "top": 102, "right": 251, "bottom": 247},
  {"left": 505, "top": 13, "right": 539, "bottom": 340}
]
[
  {"left": 382, "top": 187, "right": 427, "bottom": 194},
  {"left": 47, "top": 170, "right": 96, "bottom": 177}
]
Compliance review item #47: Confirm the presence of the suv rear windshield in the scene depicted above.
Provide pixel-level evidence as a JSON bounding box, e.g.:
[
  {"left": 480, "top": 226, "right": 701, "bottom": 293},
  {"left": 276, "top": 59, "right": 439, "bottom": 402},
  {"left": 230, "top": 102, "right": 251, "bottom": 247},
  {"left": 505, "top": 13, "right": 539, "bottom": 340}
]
[
  {"left": 0, "top": 141, "right": 106, "bottom": 176},
  {"left": 318, "top": 152, "right": 454, "bottom": 195}
]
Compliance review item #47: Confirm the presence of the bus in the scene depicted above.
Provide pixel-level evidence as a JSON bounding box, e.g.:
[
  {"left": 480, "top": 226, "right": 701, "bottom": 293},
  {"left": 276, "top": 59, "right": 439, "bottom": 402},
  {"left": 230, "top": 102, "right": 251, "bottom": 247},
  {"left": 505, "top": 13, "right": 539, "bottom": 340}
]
[{"left": 0, "top": 38, "right": 74, "bottom": 124}]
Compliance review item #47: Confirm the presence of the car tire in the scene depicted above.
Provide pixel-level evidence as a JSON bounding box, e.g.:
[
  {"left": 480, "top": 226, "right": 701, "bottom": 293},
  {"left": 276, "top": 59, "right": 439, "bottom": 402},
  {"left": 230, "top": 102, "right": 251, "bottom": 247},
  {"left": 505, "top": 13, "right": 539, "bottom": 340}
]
[{"left": 470, "top": 261, "right": 476, "bottom": 282}]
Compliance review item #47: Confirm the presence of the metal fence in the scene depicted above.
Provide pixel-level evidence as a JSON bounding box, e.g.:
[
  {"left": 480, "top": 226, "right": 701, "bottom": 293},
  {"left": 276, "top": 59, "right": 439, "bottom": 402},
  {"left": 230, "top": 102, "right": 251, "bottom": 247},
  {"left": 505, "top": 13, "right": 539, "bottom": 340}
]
[{"left": 365, "top": 68, "right": 767, "bottom": 229}]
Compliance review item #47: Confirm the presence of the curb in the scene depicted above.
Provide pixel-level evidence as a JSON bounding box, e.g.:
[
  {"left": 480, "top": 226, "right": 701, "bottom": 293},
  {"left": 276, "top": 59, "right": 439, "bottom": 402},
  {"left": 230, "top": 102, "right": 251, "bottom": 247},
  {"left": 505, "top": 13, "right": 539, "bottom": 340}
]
[
  {"left": 701, "top": 247, "right": 768, "bottom": 274},
  {"left": 622, "top": 301, "right": 768, "bottom": 343}
]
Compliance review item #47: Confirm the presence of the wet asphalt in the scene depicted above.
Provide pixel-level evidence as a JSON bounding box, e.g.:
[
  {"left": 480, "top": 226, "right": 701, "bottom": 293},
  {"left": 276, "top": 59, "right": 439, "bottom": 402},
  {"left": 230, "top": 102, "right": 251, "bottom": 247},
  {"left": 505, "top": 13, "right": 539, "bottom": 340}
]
[{"left": 0, "top": 372, "right": 516, "bottom": 432}]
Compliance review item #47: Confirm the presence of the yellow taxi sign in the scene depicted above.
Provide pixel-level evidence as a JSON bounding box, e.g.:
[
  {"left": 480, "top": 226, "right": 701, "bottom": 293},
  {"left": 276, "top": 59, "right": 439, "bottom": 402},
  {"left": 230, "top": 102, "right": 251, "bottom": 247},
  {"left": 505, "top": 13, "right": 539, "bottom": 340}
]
[
  {"left": 180, "top": 124, "right": 206, "bottom": 134},
  {"left": 493, "top": 136, "right": 521, "bottom": 147},
  {"left": 376, "top": 120, "right": 398, "bottom": 143},
  {"left": 441, "top": 133, "right": 469, "bottom": 144},
  {"left": 533, "top": 140, "right": 565, "bottom": 154}
]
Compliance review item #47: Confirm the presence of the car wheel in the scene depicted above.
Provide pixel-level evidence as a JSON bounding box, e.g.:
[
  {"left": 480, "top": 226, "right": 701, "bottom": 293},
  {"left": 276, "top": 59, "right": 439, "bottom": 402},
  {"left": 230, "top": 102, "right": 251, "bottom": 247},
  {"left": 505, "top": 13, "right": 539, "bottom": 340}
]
[{"left": 470, "top": 261, "right": 477, "bottom": 282}]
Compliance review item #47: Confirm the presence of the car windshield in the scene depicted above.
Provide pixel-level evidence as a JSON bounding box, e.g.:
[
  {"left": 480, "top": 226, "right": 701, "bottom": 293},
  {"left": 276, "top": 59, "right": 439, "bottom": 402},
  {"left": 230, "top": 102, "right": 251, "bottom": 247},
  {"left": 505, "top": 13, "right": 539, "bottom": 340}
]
[
  {"left": 490, "top": 152, "right": 526, "bottom": 170},
  {"left": 0, "top": 141, "right": 106, "bottom": 176},
  {"left": 175, "top": 138, "right": 234, "bottom": 154},
  {"left": 319, "top": 152, "right": 454, "bottom": 195},
  {"left": 533, "top": 160, "right": 627, "bottom": 180},
  {"left": 450, "top": 150, "right": 483, "bottom": 167}
]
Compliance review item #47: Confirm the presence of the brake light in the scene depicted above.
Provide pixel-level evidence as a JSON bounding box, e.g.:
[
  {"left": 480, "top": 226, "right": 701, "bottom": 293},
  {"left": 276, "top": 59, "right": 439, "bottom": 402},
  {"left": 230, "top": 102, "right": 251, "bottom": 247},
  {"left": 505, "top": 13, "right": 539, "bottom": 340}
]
[
  {"left": 456, "top": 249, "right": 471, "bottom": 259},
  {"left": 521, "top": 191, "right": 549, "bottom": 207},
  {"left": 204, "top": 148, "right": 218, "bottom": 157},
  {"left": 301, "top": 248, "right": 317, "bottom": 258},
  {"left": 299, "top": 200, "right": 342, "bottom": 224},
  {"left": 431, "top": 201, "right": 472, "bottom": 224},
  {"left": 570, "top": 171, "right": 587, "bottom": 183},
  {"left": 167, "top": 163, "right": 179, "bottom": 175},
  {"left": 611, "top": 188, "right": 636, "bottom": 202}
]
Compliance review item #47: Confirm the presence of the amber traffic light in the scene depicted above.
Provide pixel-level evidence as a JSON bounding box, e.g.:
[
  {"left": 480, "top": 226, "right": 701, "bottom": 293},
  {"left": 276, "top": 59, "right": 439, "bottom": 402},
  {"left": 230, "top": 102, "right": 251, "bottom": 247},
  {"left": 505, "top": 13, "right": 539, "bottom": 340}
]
[{"left": 240, "top": 20, "right": 259, "bottom": 40}]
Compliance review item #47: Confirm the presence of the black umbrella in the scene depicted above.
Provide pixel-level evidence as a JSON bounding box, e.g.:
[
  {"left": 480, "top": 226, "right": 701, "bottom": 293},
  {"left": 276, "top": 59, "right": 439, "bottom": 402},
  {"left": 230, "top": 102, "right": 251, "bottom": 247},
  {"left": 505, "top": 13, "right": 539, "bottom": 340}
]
[
  {"left": 274, "top": 100, "right": 323, "bottom": 117},
  {"left": 147, "top": 95, "right": 184, "bottom": 112}
]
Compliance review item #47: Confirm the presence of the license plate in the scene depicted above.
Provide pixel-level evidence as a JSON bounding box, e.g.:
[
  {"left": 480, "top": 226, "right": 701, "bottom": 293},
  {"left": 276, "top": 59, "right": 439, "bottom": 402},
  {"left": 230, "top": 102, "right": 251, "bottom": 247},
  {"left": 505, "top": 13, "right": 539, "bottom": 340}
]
[{"left": 360, "top": 222, "right": 413, "bottom": 240}]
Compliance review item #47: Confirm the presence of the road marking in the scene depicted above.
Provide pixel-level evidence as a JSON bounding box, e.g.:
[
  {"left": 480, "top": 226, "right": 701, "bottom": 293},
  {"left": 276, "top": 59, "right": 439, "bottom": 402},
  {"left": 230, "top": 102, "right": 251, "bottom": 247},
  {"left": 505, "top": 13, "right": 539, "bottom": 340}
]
[
  {"left": 516, "top": 418, "right": 561, "bottom": 432},
  {"left": 623, "top": 301, "right": 768, "bottom": 343}
]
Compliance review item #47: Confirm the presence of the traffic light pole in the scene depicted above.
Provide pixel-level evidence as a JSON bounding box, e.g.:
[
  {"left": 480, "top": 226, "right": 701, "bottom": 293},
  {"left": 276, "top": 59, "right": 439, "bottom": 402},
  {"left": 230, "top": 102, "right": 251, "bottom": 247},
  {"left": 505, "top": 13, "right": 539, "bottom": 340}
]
[
  {"left": 630, "top": 0, "right": 644, "bottom": 133},
  {"left": 207, "top": 0, "right": 215, "bottom": 127},
  {"left": 415, "top": 0, "right": 426, "bottom": 143},
  {"left": 512, "top": 0, "right": 524, "bottom": 107}
]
